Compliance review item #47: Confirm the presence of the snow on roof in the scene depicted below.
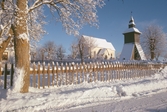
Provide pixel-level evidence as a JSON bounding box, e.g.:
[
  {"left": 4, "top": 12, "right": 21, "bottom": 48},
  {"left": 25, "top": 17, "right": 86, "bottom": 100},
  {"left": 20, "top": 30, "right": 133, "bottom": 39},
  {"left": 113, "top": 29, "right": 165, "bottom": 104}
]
[
  {"left": 128, "top": 21, "right": 135, "bottom": 26},
  {"left": 120, "top": 43, "right": 134, "bottom": 60},
  {"left": 82, "top": 35, "right": 115, "bottom": 51},
  {"left": 135, "top": 43, "right": 146, "bottom": 60},
  {"left": 123, "top": 27, "right": 141, "bottom": 34}
]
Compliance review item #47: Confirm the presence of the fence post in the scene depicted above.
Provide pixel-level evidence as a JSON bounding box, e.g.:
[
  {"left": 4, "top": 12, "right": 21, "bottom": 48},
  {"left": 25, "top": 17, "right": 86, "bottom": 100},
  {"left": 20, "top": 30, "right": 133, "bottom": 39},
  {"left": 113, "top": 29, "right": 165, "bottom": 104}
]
[
  {"left": 0, "top": 62, "right": 1, "bottom": 85},
  {"left": 4, "top": 63, "right": 7, "bottom": 89},
  {"left": 52, "top": 62, "right": 55, "bottom": 87},
  {"left": 56, "top": 62, "right": 59, "bottom": 87},
  {"left": 61, "top": 63, "right": 64, "bottom": 85},
  {"left": 42, "top": 62, "right": 45, "bottom": 89},
  {"left": 47, "top": 63, "right": 50, "bottom": 88},
  {"left": 37, "top": 62, "right": 41, "bottom": 89},
  {"left": 65, "top": 63, "right": 68, "bottom": 85},
  {"left": 76, "top": 63, "right": 79, "bottom": 84},
  {"left": 32, "top": 62, "right": 36, "bottom": 88},
  {"left": 80, "top": 63, "right": 83, "bottom": 83},
  {"left": 10, "top": 64, "right": 14, "bottom": 86}
]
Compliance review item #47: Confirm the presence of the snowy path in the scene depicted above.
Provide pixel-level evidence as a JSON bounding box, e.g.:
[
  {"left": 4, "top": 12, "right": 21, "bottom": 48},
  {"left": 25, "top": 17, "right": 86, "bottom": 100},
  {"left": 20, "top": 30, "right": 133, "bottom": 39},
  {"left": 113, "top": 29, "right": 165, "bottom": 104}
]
[{"left": 64, "top": 91, "right": 167, "bottom": 112}]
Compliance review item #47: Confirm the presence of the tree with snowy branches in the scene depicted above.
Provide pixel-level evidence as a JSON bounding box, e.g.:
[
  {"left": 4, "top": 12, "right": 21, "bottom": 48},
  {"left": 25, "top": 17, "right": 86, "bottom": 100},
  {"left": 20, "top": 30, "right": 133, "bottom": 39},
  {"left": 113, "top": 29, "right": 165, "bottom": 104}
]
[
  {"left": 57, "top": 44, "right": 66, "bottom": 61},
  {"left": 0, "top": 0, "right": 104, "bottom": 93},
  {"left": 141, "top": 24, "right": 167, "bottom": 60}
]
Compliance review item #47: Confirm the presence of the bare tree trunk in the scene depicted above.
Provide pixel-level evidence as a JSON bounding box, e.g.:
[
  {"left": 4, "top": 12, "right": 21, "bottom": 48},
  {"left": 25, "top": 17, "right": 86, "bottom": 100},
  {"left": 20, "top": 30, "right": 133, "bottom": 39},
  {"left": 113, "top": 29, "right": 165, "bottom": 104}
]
[
  {"left": 13, "top": 0, "right": 30, "bottom": 93},
  {"left": 0, "top": 36, "right": 12, "bottom": 61},
  {"left": 0, "top": 26, "right": 14, "bottom": 61}
]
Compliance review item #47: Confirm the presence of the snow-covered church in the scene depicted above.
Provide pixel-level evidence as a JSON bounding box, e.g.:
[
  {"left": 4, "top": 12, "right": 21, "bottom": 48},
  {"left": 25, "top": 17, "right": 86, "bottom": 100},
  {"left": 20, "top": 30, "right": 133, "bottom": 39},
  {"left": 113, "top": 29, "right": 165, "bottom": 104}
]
[
  {"left": 120, "top": 16, "right": 146, "bottom": 60},
  {"left": 82, "top": 35, "right": 115, "bottom": 59}
]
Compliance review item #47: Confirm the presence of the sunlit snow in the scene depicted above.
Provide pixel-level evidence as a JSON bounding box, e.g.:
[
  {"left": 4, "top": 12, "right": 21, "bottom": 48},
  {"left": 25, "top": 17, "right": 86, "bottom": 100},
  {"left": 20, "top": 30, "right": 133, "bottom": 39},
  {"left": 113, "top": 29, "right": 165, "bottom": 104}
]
[{"left": 0, "top": 66, "right": 167, "bottom": 111}]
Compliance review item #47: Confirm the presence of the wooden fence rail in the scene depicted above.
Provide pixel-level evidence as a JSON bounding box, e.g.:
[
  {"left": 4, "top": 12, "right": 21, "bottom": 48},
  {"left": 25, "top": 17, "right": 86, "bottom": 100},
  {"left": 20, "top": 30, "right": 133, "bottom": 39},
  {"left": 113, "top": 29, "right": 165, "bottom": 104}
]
[
  {"left": 0, "top": 61, "right": 165, "bottom": 89},
  {"left": 29, "top": 61, "right": 164, "bottom": 89}
]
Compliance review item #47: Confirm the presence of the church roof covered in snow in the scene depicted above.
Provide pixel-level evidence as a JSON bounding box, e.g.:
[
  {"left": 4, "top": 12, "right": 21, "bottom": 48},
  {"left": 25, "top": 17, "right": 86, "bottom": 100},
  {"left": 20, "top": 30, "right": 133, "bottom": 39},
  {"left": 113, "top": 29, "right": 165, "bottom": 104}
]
[
  {"left": 123, "top": 27, "right": 141, "bottom": 34},
  {"left": 82, "top": 35, "right": 115, "bottom": 51},
  {"left": 120, "top": 43, "right": 134, "bottom": 60}
]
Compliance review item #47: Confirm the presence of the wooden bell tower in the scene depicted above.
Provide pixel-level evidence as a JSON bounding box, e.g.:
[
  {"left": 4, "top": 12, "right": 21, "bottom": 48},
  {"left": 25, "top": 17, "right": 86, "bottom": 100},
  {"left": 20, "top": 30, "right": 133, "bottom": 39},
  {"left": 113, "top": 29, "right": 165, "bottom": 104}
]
[{"left": 120, "top": 16, "right": 146, "bottom": 60}]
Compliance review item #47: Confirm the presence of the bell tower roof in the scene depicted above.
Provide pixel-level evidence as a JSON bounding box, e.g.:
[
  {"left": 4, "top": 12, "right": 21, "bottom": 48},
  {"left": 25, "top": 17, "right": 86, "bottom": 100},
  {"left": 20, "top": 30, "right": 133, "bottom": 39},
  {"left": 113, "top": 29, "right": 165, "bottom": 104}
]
[
  {"left": 123, "top": 16, "right": 141, "bottom": 34},
  {"left": 129, "top": 16, "right": 135, "bottom": 28}
]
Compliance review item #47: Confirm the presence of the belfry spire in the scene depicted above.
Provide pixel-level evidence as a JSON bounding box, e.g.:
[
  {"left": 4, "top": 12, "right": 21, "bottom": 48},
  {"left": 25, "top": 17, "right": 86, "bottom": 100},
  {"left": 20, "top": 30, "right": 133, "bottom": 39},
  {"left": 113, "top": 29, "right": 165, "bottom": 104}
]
[{"left": 129, "top": 16, "right": 135, "bottom": 28}]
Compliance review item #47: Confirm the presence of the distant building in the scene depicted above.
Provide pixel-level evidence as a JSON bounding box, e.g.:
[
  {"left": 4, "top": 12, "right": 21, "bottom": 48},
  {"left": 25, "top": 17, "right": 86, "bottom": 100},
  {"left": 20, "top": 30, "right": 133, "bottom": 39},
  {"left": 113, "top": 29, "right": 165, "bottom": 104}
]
[
  {"left": 82, "top": 35, "right": 115, "bottom": 59},
  {"left": 120, "top": 16, "right": 146, "bottom": 60}
]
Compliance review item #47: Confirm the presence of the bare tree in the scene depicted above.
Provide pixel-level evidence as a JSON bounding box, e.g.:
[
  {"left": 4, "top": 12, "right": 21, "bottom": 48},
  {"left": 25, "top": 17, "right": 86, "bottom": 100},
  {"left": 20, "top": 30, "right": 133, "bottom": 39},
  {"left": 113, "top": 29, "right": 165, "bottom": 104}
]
[
  {"left": 69, "top": 41, "right": 79, "bottom": 59},
  {"left": 77, "top": 36, "right": 87, "bottom": 63},
  {"left": 141, "top": 24, "right": 167, "bottom": 60},
  {"left": 0, "top": 0, "right": 104, "bottom": 93},
  {"left": 57, "top": 45, "right": 66, "bottom": 61},
  {"left": 76, "top": 36, "right": 97, "bottom": 63},
  {"left": 0, "top": 26, "right": 13, "bottom": 61},
  {"left": 44, "top": 41, "right": 57, "bottom": 61},
  {"left": 36, "top": 47, "right": 46, "bottom": 62},
  {"left": 82, "top": 36, "right": 96, "bottom": 59}
]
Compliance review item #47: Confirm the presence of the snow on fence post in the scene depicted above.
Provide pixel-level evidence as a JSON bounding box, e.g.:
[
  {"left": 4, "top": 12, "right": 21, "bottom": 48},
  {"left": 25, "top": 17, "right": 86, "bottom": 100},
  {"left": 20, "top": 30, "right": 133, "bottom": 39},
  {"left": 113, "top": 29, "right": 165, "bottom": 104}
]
[
  {"left": 99, "top": 62, "right": 104, "bottom": 81},
  {"left": 95, "top": 62, "right": 99, "bottom": 81},
  {"left": 103, "top": 62, "right": 107, "bottom": 81},
  {"left": 120, "top": 62, "right": 124, "bottom": 80},
  {"left": 92, "top": 62, "right": 95, "bottom": 82},
  {"left": 71, "top": 63, "right": 75, "bottom": 84},
  {"left": 32, "top": 62, "right": 36, "bottom": 88},
  {"left": 108, "top": 62, "right": 112, "bottom": 81},
  {"left": 132, "top": 62, "right": 136, "bottom": 79},
  {"left": 136, "top": 62, "right": 139, "bottom": 78},
  {"left": 91, "top": 62, "right": 94, "bottom": 82},
  {"left": 73, "top": 63, "right": 76, "bottom": 84},
  {"left": 110, "top": 62, "right": 113, "bottom": 80},
  {"left": 4, "top": 63, "right": 7, "bottom": 89},
  {"left": 130, "top": 62, "right": 133, "bottom": 79},
  {"left": 77, "top": 63, "right": 82, "bottom": 84},
  {"left": 56, "top": 62, "right": 59, "bottom": 87},
  {"left": 10, "top": 63, "right": 14, "bottom": 87},
  {"left": 37, "top": 62, "right": 41, "bottom": 89},
  {"left": 101, "top": 62, "right": 104, "bottom": 81},
  {"left": 113, "top": 62, "right": 117, "bottom": 80},
  {"left": 147, "top": 63, "right": 150, "bottom": 77},
  {"left": 76, "top": 63, "right": 79, "bottom": 84},
  {"left": 94, "top": 62, "right": 97, "bottom": 82},
  {"left": 117, "top": 62, "right": 121, "bottom": 80},
  {"left": 42, "top": 62, "right": 46, "bottom": 89},
  {"left": 88, "top": 62, "right": 91, "bottom": 83},
  {"left": 68, "top": 63, "right": 71, "bottom": 84},
  {"left": 0, "top": 62, "right": 2, "bottom": 76},
  {"left": 122, "top": 62, "right": 126, "bottom": 79},
  {"left": 51, "top": 62, "right": 55, "bottom": 87},
  {"left": 145, "top": 63, "right": 147, "bottom": 76},
  {"left": 61, "top": 63, "right": 64, "bottom": 86},
  {"left": 79, "top": 63, "right": 83, "bottom": 83},
  {"left": 0, "top": 62, "right": 2, "bottom": 86},
  {"left": 47, "top": 63, "right": 51, "bottom": 88},
  {"left": 83, "top": 62, "right": 87, "bottom": 82},
  {"left": 65, "top": 63, "right": 68, "bottom": 85},
  {"left": 98, "top": 62, "right": 102, "bottom": 81}
]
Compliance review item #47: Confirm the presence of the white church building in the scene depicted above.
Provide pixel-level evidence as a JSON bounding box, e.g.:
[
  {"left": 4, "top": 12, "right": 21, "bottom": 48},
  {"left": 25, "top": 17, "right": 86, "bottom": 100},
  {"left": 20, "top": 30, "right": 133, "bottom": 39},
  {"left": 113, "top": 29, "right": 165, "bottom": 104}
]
[{"left": 82, "top": 35, "right": 116, "bottom": 60}]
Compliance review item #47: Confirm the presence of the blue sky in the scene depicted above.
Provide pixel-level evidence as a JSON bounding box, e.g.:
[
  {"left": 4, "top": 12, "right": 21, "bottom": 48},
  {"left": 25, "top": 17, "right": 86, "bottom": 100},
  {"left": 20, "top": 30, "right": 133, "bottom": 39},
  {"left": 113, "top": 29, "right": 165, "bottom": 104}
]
[{"left": 40, "top": 0, "right": 167, "bottom": 55}]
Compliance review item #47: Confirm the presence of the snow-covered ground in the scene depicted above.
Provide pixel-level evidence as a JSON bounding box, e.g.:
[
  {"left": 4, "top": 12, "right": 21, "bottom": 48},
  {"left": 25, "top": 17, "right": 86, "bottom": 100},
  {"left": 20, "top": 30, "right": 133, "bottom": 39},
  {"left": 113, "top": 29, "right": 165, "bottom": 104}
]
[{"left": 0, "top": 66, "right": 167, "bottom": 112}]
